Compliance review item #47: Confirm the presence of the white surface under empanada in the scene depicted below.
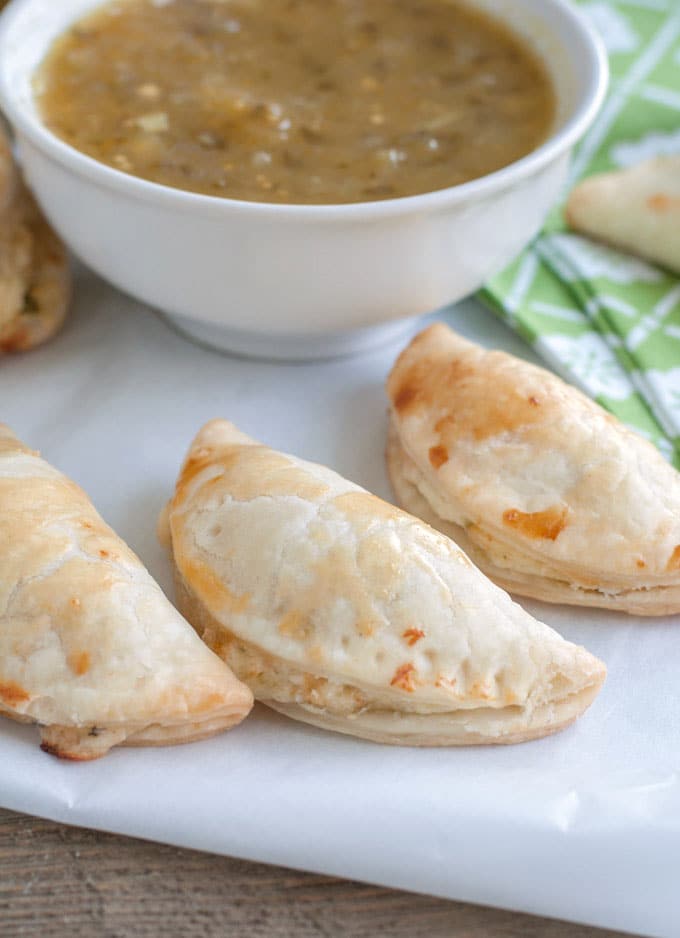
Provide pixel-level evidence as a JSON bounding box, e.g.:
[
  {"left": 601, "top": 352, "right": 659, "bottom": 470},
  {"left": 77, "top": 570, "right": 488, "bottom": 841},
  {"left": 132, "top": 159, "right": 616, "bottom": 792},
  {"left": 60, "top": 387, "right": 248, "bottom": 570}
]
[
  {"left": 0, "top": 425, "right": 253, "bottom": 760},
  {"left": 387, "top": 323, "right": 680, "bottom": 615},
  {"left": 161, "top": 419, "right": 605, "bottom": 746}
]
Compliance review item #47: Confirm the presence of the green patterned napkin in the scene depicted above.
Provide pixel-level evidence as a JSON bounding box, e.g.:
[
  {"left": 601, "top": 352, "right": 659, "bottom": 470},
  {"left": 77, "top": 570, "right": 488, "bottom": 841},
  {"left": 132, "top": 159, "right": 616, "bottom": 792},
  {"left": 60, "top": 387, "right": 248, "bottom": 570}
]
[{"left": 480, "top": 0, "right": 680, "bottom": 466}]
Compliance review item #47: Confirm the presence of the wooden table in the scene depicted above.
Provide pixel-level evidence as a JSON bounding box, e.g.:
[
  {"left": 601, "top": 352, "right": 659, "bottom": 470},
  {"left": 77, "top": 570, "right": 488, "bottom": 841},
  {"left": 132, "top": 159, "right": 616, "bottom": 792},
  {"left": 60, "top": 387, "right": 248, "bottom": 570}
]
[{"left": 0, "top": 808, "right": 633, "bottom": 937}]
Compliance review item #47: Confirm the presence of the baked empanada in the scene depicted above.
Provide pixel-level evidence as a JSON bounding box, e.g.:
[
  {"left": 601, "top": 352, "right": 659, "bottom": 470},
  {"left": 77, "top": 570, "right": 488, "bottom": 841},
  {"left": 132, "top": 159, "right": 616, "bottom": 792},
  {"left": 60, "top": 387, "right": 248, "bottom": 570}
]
[
  {"left": 565, "top": 155, "right": 680, "bottom": 274},
  {"left": 160, "top": 419, "right": 605, "bottom": 746},
  {"left": 0, "top": 182, "right": 71, "bottom": 354},
  {"left": 387, "top": 323, "right": 680, "bottom": 615},
  {"left": 0, "top": 425, "right": 253, "bottom": 760}
]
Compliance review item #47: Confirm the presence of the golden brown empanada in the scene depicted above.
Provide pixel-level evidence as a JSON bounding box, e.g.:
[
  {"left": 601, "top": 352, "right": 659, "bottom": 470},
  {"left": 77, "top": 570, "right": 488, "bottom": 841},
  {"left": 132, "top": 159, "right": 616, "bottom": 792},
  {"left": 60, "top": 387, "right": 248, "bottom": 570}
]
[
  {"left": 565, "top": 155, "right": 680, "bottom": 274},
  {"left": 0, "top": 425, "right": 253, "bottom": 760},
  {"left": 160, "top": 419, "right": 605, "bottom": 746},
  {"left": 387, "top": 323, "right": 680, "bottom": 615}
]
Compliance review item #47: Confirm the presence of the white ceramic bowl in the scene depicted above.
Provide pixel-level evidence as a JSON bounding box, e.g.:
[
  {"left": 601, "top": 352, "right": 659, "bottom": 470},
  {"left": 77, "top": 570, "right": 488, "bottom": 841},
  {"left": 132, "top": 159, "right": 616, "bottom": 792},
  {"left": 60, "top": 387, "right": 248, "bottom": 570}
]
[{"left": 0, "top": 0, "right": 607, "bottom": 359}]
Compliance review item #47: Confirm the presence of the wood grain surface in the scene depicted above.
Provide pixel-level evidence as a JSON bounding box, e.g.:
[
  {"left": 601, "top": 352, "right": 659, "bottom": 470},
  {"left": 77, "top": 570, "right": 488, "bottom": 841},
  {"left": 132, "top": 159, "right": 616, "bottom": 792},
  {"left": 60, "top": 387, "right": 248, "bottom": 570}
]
[{"left": 0, "top": 808, "right": 634, "bottom": 938}]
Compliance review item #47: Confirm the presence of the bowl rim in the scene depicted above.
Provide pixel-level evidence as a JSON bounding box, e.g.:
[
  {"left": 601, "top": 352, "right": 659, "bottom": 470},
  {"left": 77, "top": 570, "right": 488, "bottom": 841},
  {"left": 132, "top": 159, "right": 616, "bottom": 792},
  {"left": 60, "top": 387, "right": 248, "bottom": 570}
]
[{"left": 0, "top": 0, "right": 609, "bottom": 220}]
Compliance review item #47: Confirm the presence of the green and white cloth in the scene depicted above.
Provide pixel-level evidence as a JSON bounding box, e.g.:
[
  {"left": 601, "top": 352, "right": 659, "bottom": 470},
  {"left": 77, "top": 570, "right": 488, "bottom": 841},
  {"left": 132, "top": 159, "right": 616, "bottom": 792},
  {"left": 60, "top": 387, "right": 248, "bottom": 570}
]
[{"left": 480, "top": 0, "right": 680, "bottom": 466}]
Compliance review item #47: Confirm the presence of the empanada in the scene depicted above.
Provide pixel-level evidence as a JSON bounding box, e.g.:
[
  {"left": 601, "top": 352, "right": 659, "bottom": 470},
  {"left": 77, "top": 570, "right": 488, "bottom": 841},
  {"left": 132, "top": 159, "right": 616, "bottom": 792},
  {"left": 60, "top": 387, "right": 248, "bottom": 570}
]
[
  {"left": 387, "top": 323, "right": 680, "bottom": 615},
  {"left": 565, "top": 155, "right": 680, "bottom": 274},
  {"left": 160, "top": 419, "right": 605, "bottom": 746},
  {"left": 0, "top": 425, "right": 253, "bottom": 760},
  {"left": 0, "top": 182, "right": 71, "bottom": 354}
]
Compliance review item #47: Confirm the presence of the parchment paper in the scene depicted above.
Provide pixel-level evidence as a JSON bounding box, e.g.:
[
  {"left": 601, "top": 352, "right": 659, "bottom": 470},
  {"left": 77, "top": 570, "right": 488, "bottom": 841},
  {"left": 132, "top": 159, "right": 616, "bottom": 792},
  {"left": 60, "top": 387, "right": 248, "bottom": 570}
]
[{"left": 1, "top": 268, "right": 677, "bottom": 937}]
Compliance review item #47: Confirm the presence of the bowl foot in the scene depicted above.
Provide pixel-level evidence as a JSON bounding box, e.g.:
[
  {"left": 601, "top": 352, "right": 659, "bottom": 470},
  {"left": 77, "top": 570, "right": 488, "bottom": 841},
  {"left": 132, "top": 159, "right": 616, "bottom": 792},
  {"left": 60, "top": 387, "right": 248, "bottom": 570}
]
[{"left": 159, "top": 313, "right": 419, "bottom": 361}]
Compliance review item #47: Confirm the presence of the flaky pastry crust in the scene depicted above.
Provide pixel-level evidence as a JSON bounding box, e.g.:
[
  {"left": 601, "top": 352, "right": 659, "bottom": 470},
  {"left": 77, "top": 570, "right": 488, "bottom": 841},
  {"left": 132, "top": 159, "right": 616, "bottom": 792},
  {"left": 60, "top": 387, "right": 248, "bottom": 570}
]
[
  {"left": 386, "top": 323, "right": 680, "bottom": 615},
  {"left": 161, "top": 419, "right": 605, "bottom": 746},
  {"left": 0, "top": 425, "right": 253, "bottom": 759}
]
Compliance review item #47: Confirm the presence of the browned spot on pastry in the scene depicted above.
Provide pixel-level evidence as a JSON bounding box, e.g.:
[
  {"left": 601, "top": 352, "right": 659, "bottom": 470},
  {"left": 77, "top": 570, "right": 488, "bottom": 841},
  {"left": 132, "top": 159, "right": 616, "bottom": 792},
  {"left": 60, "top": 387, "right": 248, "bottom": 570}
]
[
  {"left": 390, "top": 663, "right": 416, "bottom": 692},
  {"left": 70, "top": 597, "right": 81, "bottom": 609},
  {"left": 333, "top": 491, "right": 401, "bottom": 523},
  {"left": 181, "top": 559, "right": 250, "bottom": 613},
  {"left": 0, "top": 681, "right": 30, "bottom": 706},
  {"left": 195, "top": 692, "right": 228, "bottom": 713},
  {"left": 99, "top": 549, "right": 110, "bottom": 558},
  {"left": 470, "top": 681, "right": 491, "bottom": 700},
  {"left": 302, "top": 673, "right": 329, "bottom": 706},
  {"left": 428, "top": 444, "right": 448, "bottom": 469},
  {"left": 504, "top": 690, "right": 518, "bottom": 705},
  {"left": 434, "top": 416, "right": 450, "bottom": 435},
  {"left": 502, "top": 506, "right": 568, "bottom": 541},
  {"left": 392, "top": 357, "right": 474, "bottom": 419},
  {"left": 432, "top": 385, "right": 543, "bottom": 442},
  {"left": 356, "top": 618, "right": 376, "bottom": 637},
  {"left": 389, "top": 331, "right": 544, "bottom": 441},
  {"left": 666, "top": 545, "right": 680, "bottom": 572},
  {"left": 308, "top": 644, "right": 324, "bottom": 663},
  {"left": 176, "top": 444, "right": 330, "bottom": 504},
  {"left": 205, "top": 627, "right": 234, "bottom": 661},
  {"left": 393, "top": 383, "right": 419, "bottom": 414},
  {"left": 435, "top": 675, "right": 456, "bottom": 691},
  {"left": 278, "top": 610, "right": 310, "bottom": 641},
  {"left": 68, "top": 651, "right": 90, "bottom": 676},
  {"left": 173, "top": 446, "right": 223, "bottom": 500},
  {"left": 402, "top": 628, "right": 425, "bottom": 646},
  {"left": 298, "top": 672, "right": 367, "bottom": 712},
  {"left": 636, "top": 559, "right": 646, "bottom": 569},
  {"left": 648, "top": 194, "right": 680, "bottom": 213}
]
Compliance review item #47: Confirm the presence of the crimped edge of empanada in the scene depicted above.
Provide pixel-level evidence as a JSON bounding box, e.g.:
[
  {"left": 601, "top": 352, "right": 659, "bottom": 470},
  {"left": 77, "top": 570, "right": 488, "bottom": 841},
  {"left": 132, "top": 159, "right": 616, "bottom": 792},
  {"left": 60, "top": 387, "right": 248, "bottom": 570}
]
[
  {"left": 171, "top": 559, "right": 604, "bottom": 746},
  {"left": 263, "top": 695, "right": 597, "bottom": 747},
  {"left": 0, "top": 703, "right": 250, "bottom": 761}
]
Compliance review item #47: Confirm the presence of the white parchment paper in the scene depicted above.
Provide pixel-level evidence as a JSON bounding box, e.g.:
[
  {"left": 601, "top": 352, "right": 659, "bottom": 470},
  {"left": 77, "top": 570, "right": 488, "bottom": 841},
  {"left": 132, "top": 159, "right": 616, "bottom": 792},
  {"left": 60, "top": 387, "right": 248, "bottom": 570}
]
[{"left": 1, "top": 268, "right": 677, "bottom": 938}]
